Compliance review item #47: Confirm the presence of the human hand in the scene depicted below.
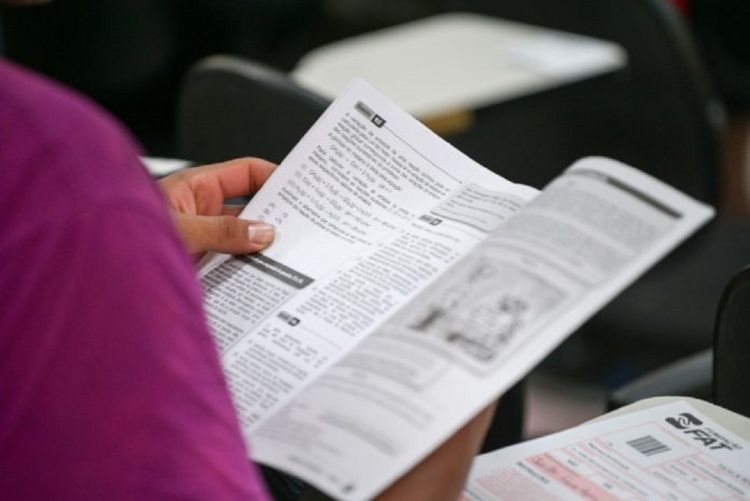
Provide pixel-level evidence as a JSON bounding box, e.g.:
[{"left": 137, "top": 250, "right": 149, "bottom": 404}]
[
  {"left": 159, "top": 157, "right": 276, "bottom": 256},
  {"left": 377, "top": 401, "right": 498, "bottom": 501}
]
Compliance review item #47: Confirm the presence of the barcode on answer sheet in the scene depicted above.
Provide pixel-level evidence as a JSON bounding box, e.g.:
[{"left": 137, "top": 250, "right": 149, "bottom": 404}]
[{"left": 626, "top": 435, "right": 671, "bottom": 456}]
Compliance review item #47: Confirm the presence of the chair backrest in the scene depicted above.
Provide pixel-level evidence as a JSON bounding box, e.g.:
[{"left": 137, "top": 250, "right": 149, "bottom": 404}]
[
  {"left": 176, "top": 55, "right": 330, "bottom": 165},
  {"left": 713, "top": 265, "right": 750, "bottom": 417},
  {"left": 442, "top": 0, "right": 725, "bottom": 204}
]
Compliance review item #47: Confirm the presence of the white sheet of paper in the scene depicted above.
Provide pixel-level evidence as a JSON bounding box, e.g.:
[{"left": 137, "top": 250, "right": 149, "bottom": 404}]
[{"left": 465, "top": 401, "right": 750, "bottom": 500}]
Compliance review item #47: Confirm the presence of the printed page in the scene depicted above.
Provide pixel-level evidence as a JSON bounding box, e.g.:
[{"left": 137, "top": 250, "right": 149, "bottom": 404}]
[
  {"left": 249, "top": 157, "right": 713, "bottom": 499},
  {"left": 199, "top": 80, "right": 536, "bottom": 433},
  {"left": 464, "top": 401, "right": 750, "bottom": 500}
]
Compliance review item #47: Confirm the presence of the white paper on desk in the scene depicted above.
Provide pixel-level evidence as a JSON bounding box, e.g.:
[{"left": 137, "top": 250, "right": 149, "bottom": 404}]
[
  {"left": 139, "top": 156, "right": 192, "bottom": 177},
  {"left": 503, "top": 33, "right": 626, "bottom": 79},
  {"left": 465, "top": 401, "right": 750, "bottom": 500}
]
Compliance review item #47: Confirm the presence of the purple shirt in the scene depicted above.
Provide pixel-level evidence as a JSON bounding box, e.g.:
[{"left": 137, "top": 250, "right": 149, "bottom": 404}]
[{"left": 0, "top": 60, "right": 269, "bottom": 500}]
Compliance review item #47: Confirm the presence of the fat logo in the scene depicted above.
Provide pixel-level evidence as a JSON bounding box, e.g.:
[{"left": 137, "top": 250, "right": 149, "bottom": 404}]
[
  {"left": 665, "top": 412, "right": 735, "bottom": 451},
  {"left": 665, "top": 412, "right": 703, "bottom": 430}
]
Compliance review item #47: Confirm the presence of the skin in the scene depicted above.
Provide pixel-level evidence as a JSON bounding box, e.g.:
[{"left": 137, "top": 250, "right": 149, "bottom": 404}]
[
  {"left": 377, "top": 402, "right": 498, "bottom": 501},
  {"left": 158, "top": 157, "right": 277, "bottom": 257}
]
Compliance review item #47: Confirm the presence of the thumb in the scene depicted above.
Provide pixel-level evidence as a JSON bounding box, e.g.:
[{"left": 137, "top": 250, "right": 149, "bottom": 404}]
[{"left": 175, "top": 213, "right": 275, "bottom": 255}]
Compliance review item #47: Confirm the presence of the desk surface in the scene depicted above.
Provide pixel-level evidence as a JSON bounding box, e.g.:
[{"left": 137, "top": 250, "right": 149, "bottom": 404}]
[
  {"left": 293, "top": 13, "right": 626, "bottom": 118},
  {"left": 589, "top": 396, "right": 750, "bottom": 441}
]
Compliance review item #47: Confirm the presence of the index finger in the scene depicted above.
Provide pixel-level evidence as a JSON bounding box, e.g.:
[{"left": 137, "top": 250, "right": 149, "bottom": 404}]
[{"left": 189, "top": 157, "right": 277, "bottom": 200}]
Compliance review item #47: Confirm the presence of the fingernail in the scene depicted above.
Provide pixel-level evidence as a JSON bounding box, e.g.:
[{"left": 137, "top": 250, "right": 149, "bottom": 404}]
[{"left": 247, "top": 223, "right": 274, "bottom": 244}]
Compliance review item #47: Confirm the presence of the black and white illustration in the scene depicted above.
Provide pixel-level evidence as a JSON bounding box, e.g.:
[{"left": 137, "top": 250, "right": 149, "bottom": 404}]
[{"left": 387, "top": 256, "right": 566, "bottom": 373}]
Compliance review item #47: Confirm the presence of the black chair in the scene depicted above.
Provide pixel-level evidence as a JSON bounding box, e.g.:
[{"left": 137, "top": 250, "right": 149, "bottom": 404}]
[
  {"left": 610, "top": 265, "right": 750, "bottom": 418},
  {"left": 439, "top": 0, "right": 750, "bottom": 374},
  {"left": 713, "top": 265, "right": 750, "bottom": 417},
  {"left": 176, "top": 55, "right": 330, "bottom": 166}
]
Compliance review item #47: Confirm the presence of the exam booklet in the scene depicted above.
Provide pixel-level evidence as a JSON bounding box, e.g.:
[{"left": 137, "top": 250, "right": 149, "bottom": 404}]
[
  {"left": 198, "top": 80, "right": 714, "bottom": 500},
  {"left": 463, "top": 400, "right": 750, "bottom": 500}
]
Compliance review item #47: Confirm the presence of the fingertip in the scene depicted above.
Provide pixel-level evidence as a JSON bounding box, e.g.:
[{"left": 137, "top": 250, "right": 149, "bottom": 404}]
[
  {"left": 246, "top": 222, "right": 275, "bottom": 249},
  {"left": 234, "top": 156, "right": 278, "bottom": 171}
]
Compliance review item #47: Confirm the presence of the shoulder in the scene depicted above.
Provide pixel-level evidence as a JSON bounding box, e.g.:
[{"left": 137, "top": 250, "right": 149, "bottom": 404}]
[
  {"left": 0, "top": 59, "right": 163, "bottom": 226},
  {"left": 0, "top": 61, "right": 269, "bottom": 499}
]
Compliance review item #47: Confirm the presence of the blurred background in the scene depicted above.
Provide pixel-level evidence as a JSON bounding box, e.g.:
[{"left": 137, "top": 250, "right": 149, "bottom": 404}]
[{"left": 3, "top": 0, "right": 748, "bottom": 443}]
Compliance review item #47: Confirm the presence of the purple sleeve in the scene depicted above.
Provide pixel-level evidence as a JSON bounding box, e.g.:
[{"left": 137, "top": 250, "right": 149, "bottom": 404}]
[
  {"left": 0, "top": 60, "right": 269, "bottom": 500},
  {"left": 0, "top": 202, "right": 270, "bottom": 500}
]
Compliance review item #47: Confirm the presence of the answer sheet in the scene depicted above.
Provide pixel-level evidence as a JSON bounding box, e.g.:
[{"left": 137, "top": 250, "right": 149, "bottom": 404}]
[{"left": 464, "top": 401, "right": 750, "bottom": 500}]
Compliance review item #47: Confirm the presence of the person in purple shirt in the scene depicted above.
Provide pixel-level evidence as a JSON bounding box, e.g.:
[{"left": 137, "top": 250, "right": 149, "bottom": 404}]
[
  {"left": 0, "top": 56, "right": 276, "bottom": 499},
  {"left": 0, "top": 56, "right": 498, "bottom": 500}
]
